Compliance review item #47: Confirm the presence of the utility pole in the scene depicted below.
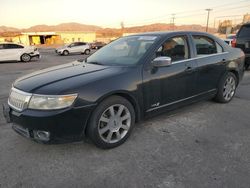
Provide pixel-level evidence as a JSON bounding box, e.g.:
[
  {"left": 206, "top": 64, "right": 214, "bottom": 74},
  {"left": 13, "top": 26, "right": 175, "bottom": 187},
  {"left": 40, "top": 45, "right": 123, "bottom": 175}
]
[
  {"left": 120, "top": 21, "right": 124, "bottom": 36},
  {"left": 171, "top": 14, "right": 175, "bottom": 30},
  {"left": 205, "top": 9, "right": 212, "bottom": 32}
]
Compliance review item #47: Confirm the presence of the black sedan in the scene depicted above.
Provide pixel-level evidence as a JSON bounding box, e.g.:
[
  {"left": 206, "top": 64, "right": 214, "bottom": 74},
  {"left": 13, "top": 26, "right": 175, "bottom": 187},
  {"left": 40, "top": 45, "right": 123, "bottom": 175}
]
[{"left": 3, "top": 31, "right": 245, "bottom": 149}]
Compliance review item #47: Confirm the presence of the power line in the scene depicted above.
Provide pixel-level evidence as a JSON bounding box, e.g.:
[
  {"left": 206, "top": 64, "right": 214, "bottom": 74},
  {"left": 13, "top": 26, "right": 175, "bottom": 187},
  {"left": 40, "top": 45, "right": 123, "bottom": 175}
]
[
  {"left": 213, "top": 4, "right": 250, "bottom": 13},
  {"left": 122, "top": 1, "right": 250, "bottom": 28}
]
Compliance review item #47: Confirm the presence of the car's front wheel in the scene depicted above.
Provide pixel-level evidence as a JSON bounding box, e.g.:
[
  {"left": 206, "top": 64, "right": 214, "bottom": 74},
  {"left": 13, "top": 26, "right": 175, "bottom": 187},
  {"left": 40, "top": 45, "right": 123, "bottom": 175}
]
[
  {"left": 21, "top": 53, "right": 31, "bottom": 62},
  {"left": 63, "top": 50, "right": 69, "bottom": 56},
  {"left": 214, "top": 72, "right": 237, "bottom": 103},
  {"left": 87, "top": 96, "right": 135, "bottom": 149},
  {"left": 84, "top": 49, "right": 90, "bottom": 55}
]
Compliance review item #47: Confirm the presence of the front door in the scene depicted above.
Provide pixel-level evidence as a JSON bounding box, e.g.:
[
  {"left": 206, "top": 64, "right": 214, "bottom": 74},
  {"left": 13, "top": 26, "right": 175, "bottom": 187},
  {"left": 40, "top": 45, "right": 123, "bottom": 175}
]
[{"left": 143, "top": 35, "right": 197, "bottom": 114}]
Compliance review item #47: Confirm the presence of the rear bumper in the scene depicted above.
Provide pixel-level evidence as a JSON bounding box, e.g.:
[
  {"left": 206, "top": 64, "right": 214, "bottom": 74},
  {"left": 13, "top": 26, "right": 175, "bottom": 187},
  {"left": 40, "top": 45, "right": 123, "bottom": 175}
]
[{"left": 3, "top": 103, "right": 96, "bottom": 143}]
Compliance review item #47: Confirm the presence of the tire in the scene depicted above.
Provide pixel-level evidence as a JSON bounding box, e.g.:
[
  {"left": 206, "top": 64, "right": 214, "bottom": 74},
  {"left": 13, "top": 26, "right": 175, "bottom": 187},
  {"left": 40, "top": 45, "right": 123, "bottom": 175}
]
[
  {"left": 63, "top": 50, "right": 69, "bottom": 56},
  {"left": 87, "top": 96, "right": 135, "bottom": 149},
  {"left": 84, "top": 49, "right": 90, "bottom": 55},
  {"left": 21, "top": 53, "right": 31, "bottom": 62},
  {"left": 214, "top": 72, "right": 237, "bottom": 103}
]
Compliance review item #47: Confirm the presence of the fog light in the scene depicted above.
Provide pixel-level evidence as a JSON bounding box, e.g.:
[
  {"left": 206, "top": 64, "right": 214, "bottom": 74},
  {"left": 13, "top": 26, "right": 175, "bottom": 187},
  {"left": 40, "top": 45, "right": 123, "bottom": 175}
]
[{"left": 33, "top": 130, "right": 50, "bottom": 142}]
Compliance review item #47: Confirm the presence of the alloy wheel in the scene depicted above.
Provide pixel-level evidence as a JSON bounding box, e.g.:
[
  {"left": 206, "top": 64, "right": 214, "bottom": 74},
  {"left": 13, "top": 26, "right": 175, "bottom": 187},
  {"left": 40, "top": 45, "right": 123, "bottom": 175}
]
[
  {"left": 21, "top": 54, "right": 31, "bottom": 62},
  {"left": 98, "top": 104, "right": 131, "bottom": 144},
  {"left": 223, "top": 76, "right": 236, "bottom": 101}
]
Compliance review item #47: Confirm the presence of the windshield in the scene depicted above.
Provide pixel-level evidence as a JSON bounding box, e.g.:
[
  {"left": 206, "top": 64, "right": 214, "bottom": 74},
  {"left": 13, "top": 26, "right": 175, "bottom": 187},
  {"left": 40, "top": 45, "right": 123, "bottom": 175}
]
[
  {"left": 238, "top": 26, "right": 250, "bottom": 38},
  {"left": 86, "top": 36, "right": 158, "bottom": 66}
]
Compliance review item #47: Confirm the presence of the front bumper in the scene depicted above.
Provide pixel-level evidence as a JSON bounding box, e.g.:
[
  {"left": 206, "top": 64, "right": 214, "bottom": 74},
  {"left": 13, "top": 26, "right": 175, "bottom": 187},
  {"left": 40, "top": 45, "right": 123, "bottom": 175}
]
[
  {"left": 29, "top": 51, "right": 40, "bottom": 59},
  {"left": 55, "top": 50, "right": 63, "bottom": 55},
  {"left": 3, "top": 103, "right": 96, "bottom": 143}
]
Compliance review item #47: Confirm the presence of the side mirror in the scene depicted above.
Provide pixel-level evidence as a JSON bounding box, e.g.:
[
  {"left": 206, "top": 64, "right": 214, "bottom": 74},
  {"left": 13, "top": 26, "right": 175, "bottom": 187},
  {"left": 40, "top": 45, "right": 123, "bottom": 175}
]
[{"left": 152, "top": 56, "right": 172, "bottom": 67}]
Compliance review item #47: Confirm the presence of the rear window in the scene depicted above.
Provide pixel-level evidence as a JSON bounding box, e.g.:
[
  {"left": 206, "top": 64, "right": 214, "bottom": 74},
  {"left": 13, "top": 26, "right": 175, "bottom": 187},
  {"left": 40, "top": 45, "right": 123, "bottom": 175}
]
[
  {"left": 238, "top": 26, "right": 250, "bottom": 38},
  {"left": 4, "top": 44, "right": 24, "bottom": 49},
  {"left": 193, "top": 35, "right": 217, "bottom": 55}
]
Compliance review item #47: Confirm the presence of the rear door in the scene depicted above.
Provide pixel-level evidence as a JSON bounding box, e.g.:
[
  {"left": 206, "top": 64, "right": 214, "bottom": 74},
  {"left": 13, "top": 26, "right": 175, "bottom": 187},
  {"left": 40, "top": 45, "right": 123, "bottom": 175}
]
[
  {"left": 69, "top": 43, "right": 78, "bottom": 53},
  {"left": 143, "top": 35, "right": 197, "bottom": 113},
  {"left": 78, "top": 42, "right": 87, "bottom": 52},
  {"left": 1, "top": 44, "right": 16, "bottom": 61},
  {"left": 3, "top": 44, "right": 24, "bottom": 61},
  {"left": 236, "top": 25, "right": 250, "bottom": 55},
  {"left": 0, "top": 44, "right": 6, "bottom": 61},
  {"left": 191, "top": 35, "right": 227, "bottom": 94}
]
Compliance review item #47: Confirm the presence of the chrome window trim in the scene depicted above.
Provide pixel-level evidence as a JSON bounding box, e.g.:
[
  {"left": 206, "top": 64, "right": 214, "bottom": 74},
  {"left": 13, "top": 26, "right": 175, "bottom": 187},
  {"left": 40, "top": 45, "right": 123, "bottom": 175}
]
[{"left": 171, "top": 52, "right": 229, "bottom": 65}]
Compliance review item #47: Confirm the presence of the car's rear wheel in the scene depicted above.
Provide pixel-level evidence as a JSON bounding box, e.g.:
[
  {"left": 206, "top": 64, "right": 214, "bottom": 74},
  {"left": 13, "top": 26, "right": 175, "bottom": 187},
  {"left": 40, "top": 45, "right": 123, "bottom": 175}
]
[
  {"left": 84, "top": 49, "right": 90, "bottom": 55},
  {"left": 214, "top": 72, "right": 237, "bottom": 103},
  {"left": 63, "top": 50, "right": 69, "bottom": 56},
  {"left": 21, "top": 53, "right": 31, "bottom": 62},
  {"left": 87, "top": 96, "right": 135, "bottom": 149}
]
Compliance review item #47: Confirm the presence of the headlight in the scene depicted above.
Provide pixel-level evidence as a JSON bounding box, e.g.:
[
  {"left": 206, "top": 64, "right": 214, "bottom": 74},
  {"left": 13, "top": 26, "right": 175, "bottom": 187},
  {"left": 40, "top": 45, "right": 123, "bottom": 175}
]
[{"left": 28, "top": 94, "right": 77, "bottom": 110}]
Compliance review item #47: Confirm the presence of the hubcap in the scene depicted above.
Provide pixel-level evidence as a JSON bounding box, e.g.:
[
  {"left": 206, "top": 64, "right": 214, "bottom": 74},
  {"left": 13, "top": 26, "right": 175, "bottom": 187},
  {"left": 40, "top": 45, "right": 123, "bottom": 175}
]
[
  {"left": 22, "top": 54, "right": 30, "bottom": 61},
  {"left": 223, "top": 76, "right": 236, "bottom": 101},
  {"left": 98, "top": 104, "right": 131, "bottom": 144}
]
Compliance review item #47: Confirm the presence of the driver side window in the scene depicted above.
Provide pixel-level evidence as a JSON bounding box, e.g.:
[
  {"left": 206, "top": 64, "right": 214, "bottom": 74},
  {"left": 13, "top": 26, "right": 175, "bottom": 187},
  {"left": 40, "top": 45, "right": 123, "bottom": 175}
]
[{"left": 156, "top": 36, "right": 189, "bottom": 62}]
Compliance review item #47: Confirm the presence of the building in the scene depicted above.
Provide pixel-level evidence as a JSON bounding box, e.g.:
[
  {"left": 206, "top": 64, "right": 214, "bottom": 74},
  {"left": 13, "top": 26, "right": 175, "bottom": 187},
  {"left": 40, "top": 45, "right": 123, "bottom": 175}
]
[{"left": 0, "top": 31, "right": 96, "bottom": 45}]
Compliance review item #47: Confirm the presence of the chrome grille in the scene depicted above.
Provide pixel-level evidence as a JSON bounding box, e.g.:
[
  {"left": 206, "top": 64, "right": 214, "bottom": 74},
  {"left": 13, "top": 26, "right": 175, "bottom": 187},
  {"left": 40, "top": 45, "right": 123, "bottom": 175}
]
[{"left": 8, "top": 88, "right": 32, "bottom": 111}]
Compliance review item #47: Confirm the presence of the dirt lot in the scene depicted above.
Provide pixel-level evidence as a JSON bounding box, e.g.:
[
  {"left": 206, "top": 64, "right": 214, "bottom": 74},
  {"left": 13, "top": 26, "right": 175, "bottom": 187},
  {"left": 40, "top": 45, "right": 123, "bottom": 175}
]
[{"left": 0, "top": 48, "right": 250, "bottom": 188}]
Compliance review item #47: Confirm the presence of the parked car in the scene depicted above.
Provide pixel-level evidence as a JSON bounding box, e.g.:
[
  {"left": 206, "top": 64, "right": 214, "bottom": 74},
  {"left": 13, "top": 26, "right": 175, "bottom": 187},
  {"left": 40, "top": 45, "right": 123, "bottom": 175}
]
[
  {"left": 91, "top": 42, "right": 106, "bottom": 49},
  {"left": 0, "top": 43, "right": 40, "bottom": 62},
  {"left": 236, "top": 23, "right": 250, "bottom": 69},
  {"left": 3, "top": 31, "right": 245, "bottom": 149},
  {"left": 224, "top": 34, "right": 236, "bottom": 47},
  {"left": 55, "top": 42, "right": 91, "bottom": 56}
]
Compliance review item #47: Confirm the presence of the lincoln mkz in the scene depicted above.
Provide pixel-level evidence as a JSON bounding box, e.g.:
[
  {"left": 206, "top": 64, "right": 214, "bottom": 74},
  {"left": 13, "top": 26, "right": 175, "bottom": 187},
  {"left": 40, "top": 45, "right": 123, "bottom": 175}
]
[{"left": 3, "top": 31, "right": 245, "bottom": 148}]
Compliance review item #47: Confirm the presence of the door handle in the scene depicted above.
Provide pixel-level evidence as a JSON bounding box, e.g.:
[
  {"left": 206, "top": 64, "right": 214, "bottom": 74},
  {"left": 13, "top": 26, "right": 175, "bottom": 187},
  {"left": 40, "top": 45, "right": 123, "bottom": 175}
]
[
  {"left": 185, "top": 66, "right": 193, "bottom": 72},
  {"left": 222, "top": 59, "right": 227, "bottom": 64}
]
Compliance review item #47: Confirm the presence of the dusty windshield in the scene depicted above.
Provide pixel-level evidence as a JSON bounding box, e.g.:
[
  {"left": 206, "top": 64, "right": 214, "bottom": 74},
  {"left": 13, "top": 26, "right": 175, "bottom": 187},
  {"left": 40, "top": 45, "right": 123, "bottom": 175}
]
[{"left": 86, "top": 36, "right": 158, "bottom": 66}]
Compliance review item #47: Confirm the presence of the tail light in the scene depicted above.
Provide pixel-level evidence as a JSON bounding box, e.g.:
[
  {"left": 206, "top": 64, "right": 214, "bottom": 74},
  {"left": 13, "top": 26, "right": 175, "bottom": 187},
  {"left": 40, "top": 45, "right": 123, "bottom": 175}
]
[{"left": 232, "top": 38, "right": 236, "bottom": 47}]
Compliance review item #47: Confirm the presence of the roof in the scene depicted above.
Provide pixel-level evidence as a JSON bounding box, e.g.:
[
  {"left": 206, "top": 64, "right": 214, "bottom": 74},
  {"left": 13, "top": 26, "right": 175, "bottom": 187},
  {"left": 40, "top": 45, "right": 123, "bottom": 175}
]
[
  {"left": 126, "top": 31, "right": 215, "bottom": 37},
  {"left": 242, "top": 22, "right": 250, "bottom": 26}
]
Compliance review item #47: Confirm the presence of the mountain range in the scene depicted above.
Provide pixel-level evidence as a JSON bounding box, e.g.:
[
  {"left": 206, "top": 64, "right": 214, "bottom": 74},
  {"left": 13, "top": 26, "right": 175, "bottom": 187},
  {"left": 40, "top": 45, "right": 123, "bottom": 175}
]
[{"left": 0, "top": 22, "right": 216, "bottom": 35}]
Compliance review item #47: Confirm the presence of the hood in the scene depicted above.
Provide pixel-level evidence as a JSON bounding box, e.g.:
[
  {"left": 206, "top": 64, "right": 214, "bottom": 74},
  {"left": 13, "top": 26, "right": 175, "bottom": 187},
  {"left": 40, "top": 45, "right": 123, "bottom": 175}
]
[
  {"left": 13, "top": 61, "right": 112, "bottom": 94},
  {"left": 57, "top": 45, "right": 68, "bottom": 50}
]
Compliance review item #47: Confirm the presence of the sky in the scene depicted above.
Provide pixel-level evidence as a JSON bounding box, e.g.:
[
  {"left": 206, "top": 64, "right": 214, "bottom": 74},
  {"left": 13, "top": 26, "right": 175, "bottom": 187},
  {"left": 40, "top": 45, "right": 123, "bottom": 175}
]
[{"left": 0, "top": 0, "right": 250, "bottom": 28}]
